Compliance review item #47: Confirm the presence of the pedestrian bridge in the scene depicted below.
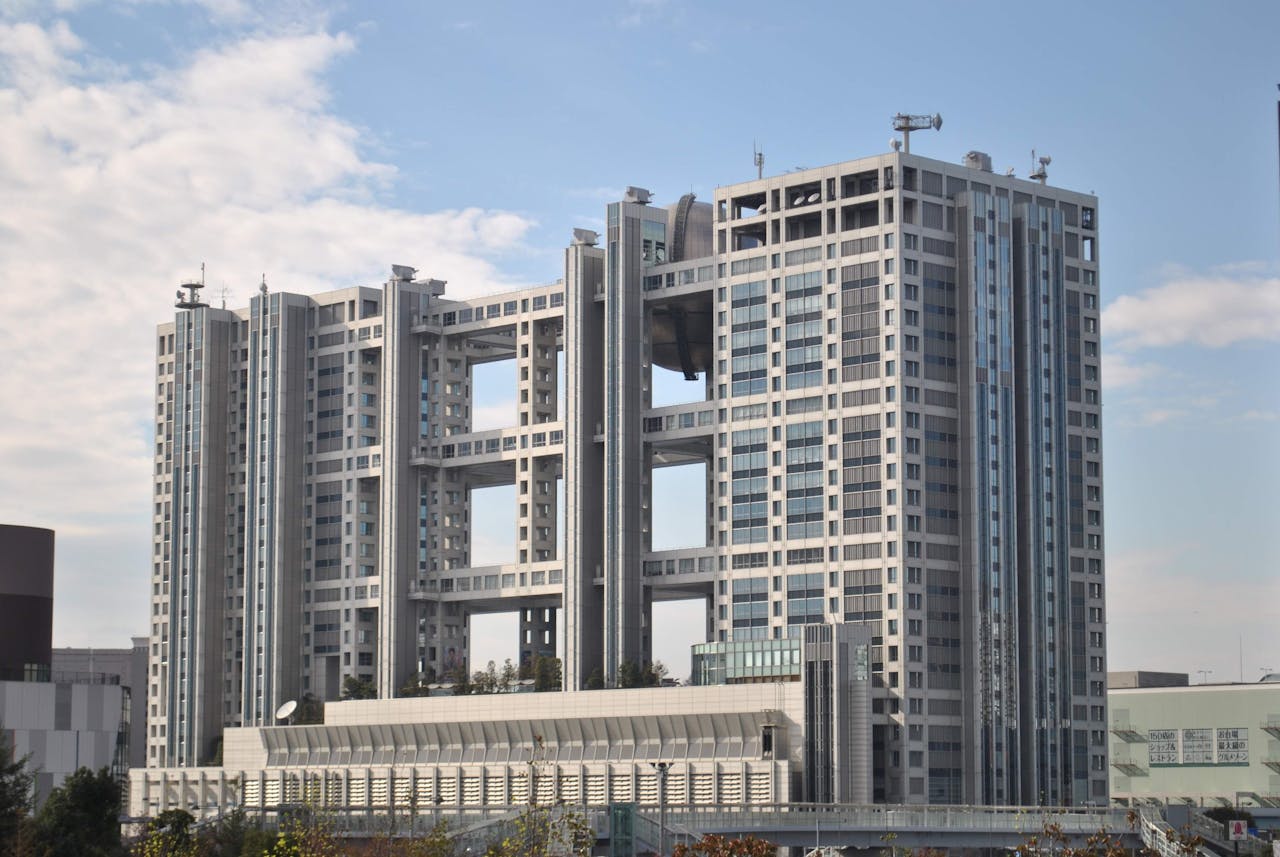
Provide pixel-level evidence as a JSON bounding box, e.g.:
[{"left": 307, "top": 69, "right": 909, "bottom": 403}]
[{"left": 291, "top": 802, "right": 1190, "bottom": 854}]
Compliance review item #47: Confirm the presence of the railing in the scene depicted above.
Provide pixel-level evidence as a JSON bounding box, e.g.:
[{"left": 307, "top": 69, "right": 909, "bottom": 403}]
[
  {"left": 642, "top": 406, "right": 716, "bottom": 434},
  {"left": 413, "top": 424, "right": 565, "bottom": 463},
  {"left": 642, "top": 550, "right": 717, "bottom": 578},
  {"left": 226, "top": 802, "right": 1139, "bottom": 849},
  {"left": 662, "top": 803, "right": 1130, "bottom": 836},
  {"left": 408, "top": 564, "right": 564, "bottom": 598},
  {"left": 1136, "top": 807, "right": 1221, "bottom": 857},
  {"left": 0, "top": 667, "right": 122, "bottom": 685},
  {"left": 426, "top": 292, "right": 565, "bottom": 328}
]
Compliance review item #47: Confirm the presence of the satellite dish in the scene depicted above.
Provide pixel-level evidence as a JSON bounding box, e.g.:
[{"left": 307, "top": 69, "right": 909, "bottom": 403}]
[
  {"left": 275, "top": 699, "right": 298, "bottom": 721},
  {"left": 932, "top": 113, "right": 943, "bottom": 130},
  {"left": 806, "top": 192, "right": 820, "bottom": 204},
  {"left": 792, "top": 195, "right": 804, "bottom": 206},
  {"left": 757, "top": 205, "right": 767, "bottom": 214}
]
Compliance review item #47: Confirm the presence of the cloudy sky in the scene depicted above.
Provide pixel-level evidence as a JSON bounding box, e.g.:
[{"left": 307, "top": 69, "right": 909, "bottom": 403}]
[{"left": 0, "top": 0, "right": 1276, "bottom": 683}]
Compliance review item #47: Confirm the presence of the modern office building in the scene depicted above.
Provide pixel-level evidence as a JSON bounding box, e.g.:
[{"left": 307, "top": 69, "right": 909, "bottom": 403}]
[
  {"left": 1109, "top": 673, "right": 1280, "bottom": 808},
  {"left": 148, "top": 146, "right": 1107, "bottom": 805},
  {"left": 52, "top": 637, "right": 149, "bottom": 770}
]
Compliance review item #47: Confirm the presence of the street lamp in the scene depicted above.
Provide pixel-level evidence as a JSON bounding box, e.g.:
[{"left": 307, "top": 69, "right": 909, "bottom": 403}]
[{"left": 650, "top": 762, "right": 670, "bottom": 857}]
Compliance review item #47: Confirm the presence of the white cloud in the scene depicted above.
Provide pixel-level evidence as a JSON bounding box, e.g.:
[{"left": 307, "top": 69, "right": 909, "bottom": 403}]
[
  {"left": 1234, "top": 409, "right": 1280, "bottom": 423},
  {"left": 1100, "top": 351, "right": 1160, "bottom": 389},
  {"left": 619, "top": 0, "right": 674, "bottom": 28},
  {"left": 1105, "top": 545, "right": 1280, "bottom": 679},
  {"left": 0, "top": 20, "right": 534, "bottom": 644},
  {"left": 1136, "top": 408, "right": 1186, "bottom": 427},
  {"left": 1103, "top": 267, "right": 1280, "bottom": 349}
]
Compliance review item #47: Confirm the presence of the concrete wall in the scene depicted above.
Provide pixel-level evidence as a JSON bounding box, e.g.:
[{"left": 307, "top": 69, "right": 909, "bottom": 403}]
[
  {"left": 0, "top": 679, "right": 126, "bottom": 805},
  {"left": 1110, "top": 683, "right": 1280, "bottom": 805}
]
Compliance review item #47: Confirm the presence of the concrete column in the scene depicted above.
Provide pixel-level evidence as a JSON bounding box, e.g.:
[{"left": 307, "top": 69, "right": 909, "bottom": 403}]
[{"left": 563, "top": 236, "right": 606, "bottom": 690}]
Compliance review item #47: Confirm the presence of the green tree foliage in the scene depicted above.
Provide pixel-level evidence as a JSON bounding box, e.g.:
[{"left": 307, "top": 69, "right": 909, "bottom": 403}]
[
  {"left": 32, "top": 766, "right": 123, "bottom": 857},
  {"left": 449, "top": 666, "right": 471, "bottom": 696},
  {"left": 672, "top": 833, "right": 776, "bottom": 856},
  {"left": 133, "top": 808, "right": 201, "bottom": 857},
  {"left": 532, "top": 656, "right": 561, "bottom": 692},
  {"left": 584, "top": 668, "right": 604, "bottom": 690},
  {"left": 340, "top": 676, "right": 377, "bottom": 701},
  {"left": 0, "top": 729, "right": 34, "bottom": 854},
  {"left": 617, "top": 660, "right": 667, "bottom": 688},
  {"left": 617, "top": 660, "right": 642, "bottom": 688},
  {"left": 398, "top": 670, "right": 437, "bottom": 698},
  {"left": 264, "top": 810, "right": 341, "bottom": 857},
  {"left": 294, "top": 694, "right": 325, "bottom": 725}
]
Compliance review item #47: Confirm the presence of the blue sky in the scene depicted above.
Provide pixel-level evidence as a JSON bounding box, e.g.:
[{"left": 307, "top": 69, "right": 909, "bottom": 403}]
[{"left": 0, "top": 0, "right": 1276, "bottom": 683}]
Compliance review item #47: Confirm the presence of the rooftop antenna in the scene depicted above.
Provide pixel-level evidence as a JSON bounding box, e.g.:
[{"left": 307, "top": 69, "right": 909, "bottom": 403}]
[
  {"left": 175, "top": 262, "right": 208, "bottom": 309},
  {"left": 753, "top": 142, "right": 764, "bottom": 180},
  {"left": 1030, "top": 150, "right": 1051, "bottom": 184},
  {"left": 218, "top": 285, "right": 229, "bottom": 310},
  {"left": 260, "top": 274, "right": 268, "bottom": 296},
  {"left": 891, "top": 112, "right": 942, "bottom": 154}
]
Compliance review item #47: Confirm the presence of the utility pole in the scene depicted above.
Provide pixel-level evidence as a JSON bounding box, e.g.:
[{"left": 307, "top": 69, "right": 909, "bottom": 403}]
[{"left": 650, "top": 762, "right": 670, "bottom": 857}]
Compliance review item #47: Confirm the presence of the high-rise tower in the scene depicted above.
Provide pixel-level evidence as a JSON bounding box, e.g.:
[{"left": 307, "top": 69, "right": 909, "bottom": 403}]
[{"left": 148, "top": 148, "right": 1106, "bottom": 805}]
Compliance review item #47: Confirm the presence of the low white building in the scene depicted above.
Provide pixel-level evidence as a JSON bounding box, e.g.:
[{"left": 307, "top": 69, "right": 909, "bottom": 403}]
[
  {"left": 1109, "top": 674, "right": 1280, "bottom": 808},
  {"left": 130, "top": 625, "right": 871, "bottom": 821}
]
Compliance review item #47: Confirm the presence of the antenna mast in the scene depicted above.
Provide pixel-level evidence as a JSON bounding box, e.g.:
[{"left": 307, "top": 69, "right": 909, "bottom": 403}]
[
  {"left": 1029, "top": 149, "right": 1051, "bottom": 184},
  {"left": 753, "top": 142, "right": 764, "bottom": 180},
  {"left": 891, "top": 112, "right": 943, "bottom": 154},
  {"left": 175, "top": 262, "right": 208, "bottom": 309}
]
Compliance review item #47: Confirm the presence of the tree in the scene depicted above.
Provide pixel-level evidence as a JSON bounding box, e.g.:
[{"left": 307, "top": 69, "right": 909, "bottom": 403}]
[
  {"left": 257, "top": 808, "right": 341, "bottom": 857},
  {"left": 532, "top": 656, "right": 561, "bottom": 692},
  {"left": 0, "top": 729, "right": 34, "bottom": 854},
  {"left": 672, "top": 833, "right": 775, "bottom": 856},
  {"left": 642, "top": 661, "right": 668, "bottom": 687},
  {"left": 32, "top": 766, "right": 123, "bottom": 857},
  {"left": 471, "top": 661, "right": 499, "bottom": 695},
  {"left": 133, "top": 808, "right": 202, "bottom": 857},
  {"left": 499, "top": 659, "right": 518, "bottom": 692},
  {"left": 584, "top": 668, "right": 604, "bottom": 690},
  {"left": 294, "top": 693, "right": 325, "bottom": 725},
  {"left": 483, "top": 803, "right": 593, "bottom": 857},
  {"left": 449, "top": 665, "right": 471, "bottom": 696},
  {"left": 341, "top": 675, "right": 377, "bottom": 700},
  {"left": 200, "top": 807, "right": 270, "bottom": 857},
  {"left": 348, "top": 819, "right": 458, "bottom": 856},
  {"left": 399, "top": 669, "right": 437, "bottom": 698},
  {"left": 617, "top": 660, "right": 643, "bottom": 688}
]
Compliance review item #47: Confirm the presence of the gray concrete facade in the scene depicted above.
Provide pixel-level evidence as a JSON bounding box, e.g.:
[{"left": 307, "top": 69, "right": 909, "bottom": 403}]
[{"left": 149, "top": 149, "right": 1107, "bottom": 806}]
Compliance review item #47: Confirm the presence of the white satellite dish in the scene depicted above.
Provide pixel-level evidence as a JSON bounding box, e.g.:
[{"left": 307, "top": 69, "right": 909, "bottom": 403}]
[
  {"left": 275, "top": 699, "right": 298, "bottom": 721},
  {"left": 806, "top": 192, "right": 820, "bottom": 204},
  {"left": 792, "top": 195, "right": 804, "bottom": 206}
]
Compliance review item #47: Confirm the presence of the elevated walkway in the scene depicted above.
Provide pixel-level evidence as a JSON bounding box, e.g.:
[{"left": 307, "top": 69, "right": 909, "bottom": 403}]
[{"left": 256, "top": 802, "right": 1147, "bottom": 852}]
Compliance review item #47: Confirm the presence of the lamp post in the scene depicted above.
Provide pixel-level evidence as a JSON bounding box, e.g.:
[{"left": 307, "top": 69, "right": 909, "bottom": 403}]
[{"left": 650, "top": 762, "right": 670, "bottom": 857}]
